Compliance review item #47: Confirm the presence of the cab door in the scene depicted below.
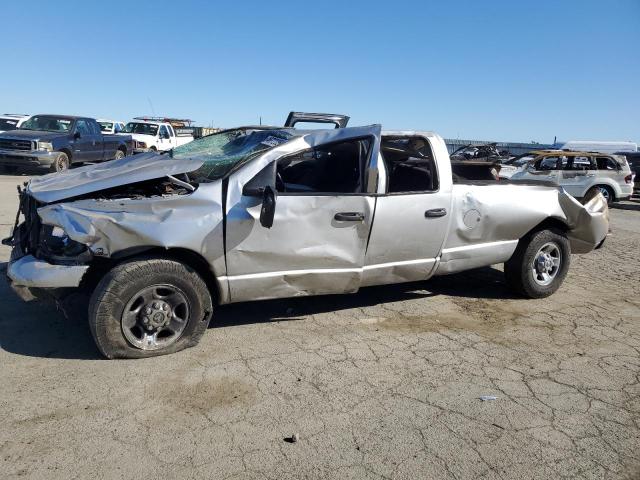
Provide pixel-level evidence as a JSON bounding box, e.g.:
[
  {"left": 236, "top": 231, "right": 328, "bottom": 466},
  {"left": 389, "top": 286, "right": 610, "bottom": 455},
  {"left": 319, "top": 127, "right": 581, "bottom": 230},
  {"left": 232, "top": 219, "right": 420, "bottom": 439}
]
[
  {"left": 157, "top": 125, "right": 170, "bottom": 151},
  {"left": 224, "top": 125, "right": 382, "bottom": 302},
  {"left": 71, "top": 119, "right": 101, "bottom": 162},
  {"left": 362, "top": 134, "right": 450, "bottom": 286}
]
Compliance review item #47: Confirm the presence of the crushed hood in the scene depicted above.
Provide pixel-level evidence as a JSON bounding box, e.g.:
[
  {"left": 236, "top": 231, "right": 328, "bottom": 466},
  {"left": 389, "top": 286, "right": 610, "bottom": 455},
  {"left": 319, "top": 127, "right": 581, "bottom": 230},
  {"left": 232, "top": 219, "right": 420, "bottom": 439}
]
[{"left": 27, "top": 152, "right": 204, "bottom": 203}]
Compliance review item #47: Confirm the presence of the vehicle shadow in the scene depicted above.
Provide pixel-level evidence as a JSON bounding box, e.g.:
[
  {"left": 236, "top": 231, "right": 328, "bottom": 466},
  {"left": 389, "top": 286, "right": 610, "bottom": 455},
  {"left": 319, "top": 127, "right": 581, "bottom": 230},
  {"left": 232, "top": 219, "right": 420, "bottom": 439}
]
[
  {"left": 0, "top": 264, "right": 515, "bottom": 360},
  {"left": 211, "top": 266, "right": 517, "bottom": 329},
  {"left": 0, "top": 264, "right": 101, "bottom": 360},
  {"left": 612, "top": 201, "right": 640, "bottom": 212}
]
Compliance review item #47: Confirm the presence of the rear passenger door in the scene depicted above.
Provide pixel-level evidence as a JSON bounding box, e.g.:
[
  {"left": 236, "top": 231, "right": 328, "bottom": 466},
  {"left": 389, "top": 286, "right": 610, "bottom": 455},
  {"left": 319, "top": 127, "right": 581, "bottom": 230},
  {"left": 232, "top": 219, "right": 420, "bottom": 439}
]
[
  {"left": 72, "top": 119, "right": 101, "bottom": 162},
  {"left": 559, "top": 155, "right": 595, "bottom": 197},
  {"left": 362, "top": 135, "right": 450, "bottom": 286}
]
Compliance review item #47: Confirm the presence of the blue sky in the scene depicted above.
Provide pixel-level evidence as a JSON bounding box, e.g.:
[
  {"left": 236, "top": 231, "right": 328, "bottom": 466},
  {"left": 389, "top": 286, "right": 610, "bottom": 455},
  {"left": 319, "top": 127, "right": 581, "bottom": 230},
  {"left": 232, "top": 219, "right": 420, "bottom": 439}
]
[{"left": 2, "top": 0, "right": 638, "bottom": 143}]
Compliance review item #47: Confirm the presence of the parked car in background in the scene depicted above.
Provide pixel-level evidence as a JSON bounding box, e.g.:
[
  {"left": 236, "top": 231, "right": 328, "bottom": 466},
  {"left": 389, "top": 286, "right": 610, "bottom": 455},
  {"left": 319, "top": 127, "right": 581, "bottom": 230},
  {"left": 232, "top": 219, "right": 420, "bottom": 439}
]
[
  {"left": 498, "top": 152, "right": 538, "bottom": 179},
  {"left": 0, "top": 115, "right": 133, "bottom": 172},
  {"left": 450, "top": 142, "right": 510, "bottom": 162},
  {"left": 511, "top": 150, "right": 634, "bottom": 204},
  {"left": 123, "top": 117, "right": 194, "bottom": 153},
  {"left": 616, "top": 151, "right": 640, "bottom": 195},
  {"left": 5, "top": 113, "right": 608, "bottom": 358},
  {"left": 0, "top": 114, "right": 30, "bottom": 133},
  {"left": 97, "top": 119, "right": 125, "bottom": 135},
  {"left": 556, "top": 141, "right": 637, "bottom": 154}
]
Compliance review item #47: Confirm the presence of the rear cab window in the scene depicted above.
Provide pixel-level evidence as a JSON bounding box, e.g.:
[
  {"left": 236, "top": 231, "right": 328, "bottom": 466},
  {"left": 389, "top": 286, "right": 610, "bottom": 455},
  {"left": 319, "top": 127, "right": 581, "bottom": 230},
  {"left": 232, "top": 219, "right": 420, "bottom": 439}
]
[{"left": 381, "top": 136, "right": 439, "bottom": 193}]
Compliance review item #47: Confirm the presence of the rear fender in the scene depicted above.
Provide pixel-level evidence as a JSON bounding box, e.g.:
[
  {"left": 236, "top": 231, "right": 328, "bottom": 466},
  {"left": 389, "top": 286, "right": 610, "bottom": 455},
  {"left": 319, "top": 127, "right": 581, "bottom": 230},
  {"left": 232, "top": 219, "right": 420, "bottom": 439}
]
[{"left": 558, "top": 190, "right": 609, "bottom": 253}]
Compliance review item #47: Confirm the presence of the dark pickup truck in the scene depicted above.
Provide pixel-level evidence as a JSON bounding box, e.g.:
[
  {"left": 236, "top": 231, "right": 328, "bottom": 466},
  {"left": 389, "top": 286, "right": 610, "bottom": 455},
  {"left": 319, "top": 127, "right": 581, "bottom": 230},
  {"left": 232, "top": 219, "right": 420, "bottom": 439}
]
[{"left": 0, "top": 115, "right": 134, "bottom": 173}]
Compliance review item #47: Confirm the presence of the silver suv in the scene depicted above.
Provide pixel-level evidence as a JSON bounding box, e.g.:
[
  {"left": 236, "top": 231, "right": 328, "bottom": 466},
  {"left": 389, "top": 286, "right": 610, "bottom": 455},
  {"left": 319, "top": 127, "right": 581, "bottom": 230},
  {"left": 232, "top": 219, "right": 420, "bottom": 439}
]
[{"left": 511, "top": 150, "right": 635, "bottom": 204}]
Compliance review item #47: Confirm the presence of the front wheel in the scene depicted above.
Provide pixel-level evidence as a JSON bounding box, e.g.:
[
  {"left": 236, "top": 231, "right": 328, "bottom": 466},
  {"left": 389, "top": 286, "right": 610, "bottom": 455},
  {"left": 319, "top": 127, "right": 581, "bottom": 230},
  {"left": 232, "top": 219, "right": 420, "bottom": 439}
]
[
  {"left": 49, "top": 152, "right": 70, "bottom": 173},
  {"left": 114, "top": 149, "right": 126, "bottom": 160},
  {"left": 504, "top": 229, "right": 571, "bottom": 298},
  {"left": 88, "top": 257, "right": 213, "bottom": 359}
]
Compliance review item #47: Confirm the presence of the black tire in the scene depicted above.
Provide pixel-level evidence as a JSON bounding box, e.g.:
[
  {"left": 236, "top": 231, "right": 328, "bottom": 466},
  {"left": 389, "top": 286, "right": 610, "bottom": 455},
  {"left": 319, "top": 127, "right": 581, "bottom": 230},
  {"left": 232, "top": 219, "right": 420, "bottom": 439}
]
[
  {"left": 114, "top": 149, "right": 125, "bottom": 160},
  {"left": 584, "top": 185, "right": 614, "bottom": 206},
  {"left": 49, "top": 152, "right": 70, "bottom": 173},
  {"left": 504, "top": 228, "right": 571, "bottom": 299},
  {"left": 88, "top": 257, "right": 213, "bottom": 359}
]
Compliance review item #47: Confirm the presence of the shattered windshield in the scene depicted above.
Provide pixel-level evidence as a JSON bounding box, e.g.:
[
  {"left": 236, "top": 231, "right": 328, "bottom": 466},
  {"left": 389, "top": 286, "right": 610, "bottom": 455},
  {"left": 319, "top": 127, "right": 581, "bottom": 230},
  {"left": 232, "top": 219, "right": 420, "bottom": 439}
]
[{"left": 172, "top": 128, "right": 297, "bottom": 181}]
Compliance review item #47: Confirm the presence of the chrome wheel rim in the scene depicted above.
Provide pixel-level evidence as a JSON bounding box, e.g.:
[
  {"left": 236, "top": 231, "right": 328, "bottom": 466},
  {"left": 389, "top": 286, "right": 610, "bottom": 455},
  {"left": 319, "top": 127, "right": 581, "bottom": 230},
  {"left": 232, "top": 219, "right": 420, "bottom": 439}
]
[
  {"left": 531, "top": 242, "right": 561, "bottom": 286},
  {"left": 598, "top": 186, "right": 610, "bottom": 201},
  {"left": 121, "top": 284, "right": 190, "bottom": 350},
  {"left": 57, "top": 155, "right": 68, "bottom": 171}
]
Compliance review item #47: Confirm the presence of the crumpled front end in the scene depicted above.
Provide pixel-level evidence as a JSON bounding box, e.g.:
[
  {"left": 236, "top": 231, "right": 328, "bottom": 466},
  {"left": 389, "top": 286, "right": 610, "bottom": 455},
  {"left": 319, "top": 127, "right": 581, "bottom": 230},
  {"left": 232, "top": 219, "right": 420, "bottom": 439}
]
[
  {"left": 558, "top": 190, "right": 609, "bottom": 253},
  {"left": 6, "top": 179, "right": 227, "bottom": 302}
]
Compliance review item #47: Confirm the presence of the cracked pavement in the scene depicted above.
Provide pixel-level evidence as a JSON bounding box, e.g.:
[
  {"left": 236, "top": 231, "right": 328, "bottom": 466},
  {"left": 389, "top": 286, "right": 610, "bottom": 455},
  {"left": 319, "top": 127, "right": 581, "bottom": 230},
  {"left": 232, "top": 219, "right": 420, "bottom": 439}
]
[{"left": 0, "top": 175, "right": 638, "bottom": 479}]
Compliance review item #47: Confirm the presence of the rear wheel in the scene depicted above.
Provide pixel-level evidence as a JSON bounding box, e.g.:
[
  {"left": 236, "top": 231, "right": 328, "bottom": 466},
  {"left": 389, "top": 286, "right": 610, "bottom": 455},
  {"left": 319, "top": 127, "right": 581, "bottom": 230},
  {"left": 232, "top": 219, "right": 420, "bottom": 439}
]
[
  {"left": 88, "top": 257, "right": 213, "bottom": 359},
  {"left": 504, "top": 228, "right": 570, "bottom": 298},
  {"left": 49, "top": 152, "right": 70, "bottom": 173},
  {"left": 585, "top": 185, "right": 614, "bottom": 205}
]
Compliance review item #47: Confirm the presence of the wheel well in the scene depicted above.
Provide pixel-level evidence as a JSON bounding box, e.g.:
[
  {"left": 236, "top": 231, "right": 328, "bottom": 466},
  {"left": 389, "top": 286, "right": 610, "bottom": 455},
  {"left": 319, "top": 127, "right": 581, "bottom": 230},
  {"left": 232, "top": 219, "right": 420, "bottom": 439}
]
[
  {"left": 59, "top": 148, "right": 72, "bottom": 160},
  {"left": 117, "top": 145, "right": 127, "bottom": 155},
  {"left": 593, "top": 184, "right": 615, "bottom": 200},
  {"left": 82, "top": 247, "right": 221, "bottom": 305},
  {"left": 524, "top": 217, "right": 569, "bottom": 240}
]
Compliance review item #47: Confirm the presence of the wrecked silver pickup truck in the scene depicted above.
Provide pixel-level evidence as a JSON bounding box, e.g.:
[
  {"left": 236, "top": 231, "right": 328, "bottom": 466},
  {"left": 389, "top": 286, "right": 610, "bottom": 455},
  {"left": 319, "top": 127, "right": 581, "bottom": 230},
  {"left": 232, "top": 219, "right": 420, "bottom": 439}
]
[{"left": 5, "top": 114, "right": 609, "bottom": 358}]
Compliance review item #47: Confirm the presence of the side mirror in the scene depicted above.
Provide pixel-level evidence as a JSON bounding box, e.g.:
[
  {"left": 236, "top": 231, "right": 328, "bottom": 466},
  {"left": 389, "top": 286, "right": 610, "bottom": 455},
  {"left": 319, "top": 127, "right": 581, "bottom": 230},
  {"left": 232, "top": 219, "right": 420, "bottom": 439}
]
[
  {"left": 242, "top": 184, "right": 264, "bottom": 197},
  {"left": 73, "top": 132, "right": 81, "bottom": 140},
  {"left": 259, "top": 185, "right": 276, "bottom": 228}
]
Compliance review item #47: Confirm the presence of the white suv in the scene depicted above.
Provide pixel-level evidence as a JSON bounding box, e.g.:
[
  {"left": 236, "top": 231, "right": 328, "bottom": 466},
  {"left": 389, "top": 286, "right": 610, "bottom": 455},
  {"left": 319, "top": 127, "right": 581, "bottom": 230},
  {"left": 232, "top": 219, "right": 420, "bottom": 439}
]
[
  {"left": 511, "top": 150, "right": 635, "bottom": 204},
  {"left": 0, "top": 114, "right": 30, "bottom": 133}
]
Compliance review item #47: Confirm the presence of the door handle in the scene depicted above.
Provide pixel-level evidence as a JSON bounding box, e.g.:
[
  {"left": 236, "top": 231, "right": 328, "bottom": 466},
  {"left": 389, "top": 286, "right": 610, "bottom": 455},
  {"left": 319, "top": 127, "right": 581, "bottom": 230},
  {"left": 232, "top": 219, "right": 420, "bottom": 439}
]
[
  {"left": 334, "top": 212, "right": 365, "bottom": 222},
  {"left": 586, "top": 173, "right": 596, "bottom": 177},
  {"left": 425, "top": 208, "right": 447, "bottom": 218}
]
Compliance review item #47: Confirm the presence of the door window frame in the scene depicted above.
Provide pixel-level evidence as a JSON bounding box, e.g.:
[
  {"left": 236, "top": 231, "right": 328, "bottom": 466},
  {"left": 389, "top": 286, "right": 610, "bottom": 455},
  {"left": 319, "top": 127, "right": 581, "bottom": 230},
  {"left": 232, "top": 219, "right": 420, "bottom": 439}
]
[
  {"left": 379, "top": 135, "right": 441, "bottom": 196},
  {"left": 269, "top": 135, "right": 377, "bottom": 197}
]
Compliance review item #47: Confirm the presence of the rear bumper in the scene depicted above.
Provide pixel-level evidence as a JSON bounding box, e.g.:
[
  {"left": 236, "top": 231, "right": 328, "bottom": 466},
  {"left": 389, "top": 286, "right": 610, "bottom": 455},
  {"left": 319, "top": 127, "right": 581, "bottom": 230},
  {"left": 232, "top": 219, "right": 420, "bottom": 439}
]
[
  {"left": 0, "top": 148, "right": 56, "bottom": 167},
  {"left": 618, "top": 184, "right": 633, "bottom": 198}
]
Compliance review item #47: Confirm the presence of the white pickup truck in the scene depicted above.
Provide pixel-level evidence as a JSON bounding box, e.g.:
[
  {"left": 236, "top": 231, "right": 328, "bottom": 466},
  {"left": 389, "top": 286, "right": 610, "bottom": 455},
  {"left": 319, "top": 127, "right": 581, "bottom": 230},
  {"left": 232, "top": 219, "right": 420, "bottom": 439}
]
[{"left": 123, "top": 117, "right": 194, "bottom": 153}]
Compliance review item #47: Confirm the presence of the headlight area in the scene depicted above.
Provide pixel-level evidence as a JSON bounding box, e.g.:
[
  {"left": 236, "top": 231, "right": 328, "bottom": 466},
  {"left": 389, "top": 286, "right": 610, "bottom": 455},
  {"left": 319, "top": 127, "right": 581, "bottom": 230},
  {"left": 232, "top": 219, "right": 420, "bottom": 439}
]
[
  {"left": 38, "top": 224, "right": 93, "bottom": 265},
  {"left": 38, "top": 141, "right": 54, "bottom": 152}
]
